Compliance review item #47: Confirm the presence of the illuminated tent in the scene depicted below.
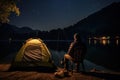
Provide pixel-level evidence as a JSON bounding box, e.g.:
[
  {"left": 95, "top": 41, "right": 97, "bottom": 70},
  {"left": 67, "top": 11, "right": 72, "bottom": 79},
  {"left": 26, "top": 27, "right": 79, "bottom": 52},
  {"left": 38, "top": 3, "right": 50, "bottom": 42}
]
[{"left": 11, "top": 38, "right": 56, "bottom": 72}]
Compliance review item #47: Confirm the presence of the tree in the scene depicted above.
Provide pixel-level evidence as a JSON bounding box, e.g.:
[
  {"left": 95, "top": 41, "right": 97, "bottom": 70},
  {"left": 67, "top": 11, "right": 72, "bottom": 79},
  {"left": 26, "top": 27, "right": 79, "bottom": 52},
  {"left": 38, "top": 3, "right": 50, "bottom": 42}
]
[{"left": 0, "top": 0, "right": 20, "bottom": 23}]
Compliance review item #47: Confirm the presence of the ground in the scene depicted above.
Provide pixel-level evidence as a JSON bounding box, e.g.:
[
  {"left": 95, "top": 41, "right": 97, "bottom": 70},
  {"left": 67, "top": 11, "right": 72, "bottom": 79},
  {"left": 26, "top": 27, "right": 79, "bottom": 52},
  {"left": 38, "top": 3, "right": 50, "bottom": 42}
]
[{"left": 0, "top": 64, "right": 120, "bottom": 80}]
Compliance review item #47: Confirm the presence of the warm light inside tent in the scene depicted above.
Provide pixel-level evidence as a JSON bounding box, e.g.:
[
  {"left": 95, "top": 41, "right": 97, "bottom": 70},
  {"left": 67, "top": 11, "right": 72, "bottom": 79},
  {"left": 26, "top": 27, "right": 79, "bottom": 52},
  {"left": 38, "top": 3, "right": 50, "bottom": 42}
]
[{"left": 27, "top": 39, "right": 42, "bottom": 44}]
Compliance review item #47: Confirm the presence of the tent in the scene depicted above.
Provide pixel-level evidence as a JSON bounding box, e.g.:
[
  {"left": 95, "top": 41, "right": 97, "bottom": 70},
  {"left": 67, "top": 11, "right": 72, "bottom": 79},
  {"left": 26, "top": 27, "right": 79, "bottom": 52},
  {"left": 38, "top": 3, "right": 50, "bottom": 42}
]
[{"left": 11, "top": 38, "right": 56, "bottom": 72}]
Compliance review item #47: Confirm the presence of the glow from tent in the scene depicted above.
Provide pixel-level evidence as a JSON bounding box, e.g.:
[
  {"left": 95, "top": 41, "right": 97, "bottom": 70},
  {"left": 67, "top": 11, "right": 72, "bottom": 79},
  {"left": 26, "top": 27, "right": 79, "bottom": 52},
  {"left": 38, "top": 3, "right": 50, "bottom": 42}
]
[{"left": 27, "top": 39, "right": 42, "bottom": 44}]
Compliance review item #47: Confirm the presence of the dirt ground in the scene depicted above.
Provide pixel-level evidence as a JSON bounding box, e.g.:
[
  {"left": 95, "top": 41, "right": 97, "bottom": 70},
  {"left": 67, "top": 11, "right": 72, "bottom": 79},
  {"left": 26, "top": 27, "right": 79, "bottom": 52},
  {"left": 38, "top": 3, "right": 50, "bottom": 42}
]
[{"left": 0, "top": 64, "right": 120, "bottom": 80}]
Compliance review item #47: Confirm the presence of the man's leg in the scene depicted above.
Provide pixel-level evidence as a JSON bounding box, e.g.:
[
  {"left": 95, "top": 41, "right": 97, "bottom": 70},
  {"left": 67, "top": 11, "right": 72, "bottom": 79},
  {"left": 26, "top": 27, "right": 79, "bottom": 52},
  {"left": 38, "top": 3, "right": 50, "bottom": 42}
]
[
  {"left": 64, "top": 54, "right": 72, "bottom": 71},
  {"left": 64, "top": 58, "right": 69, "bottom": 71}
]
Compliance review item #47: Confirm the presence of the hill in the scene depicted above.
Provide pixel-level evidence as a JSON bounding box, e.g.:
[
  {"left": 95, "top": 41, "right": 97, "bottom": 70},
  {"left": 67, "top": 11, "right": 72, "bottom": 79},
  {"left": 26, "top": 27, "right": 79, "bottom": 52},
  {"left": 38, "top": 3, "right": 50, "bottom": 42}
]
[
  {"left": 0, "top": 2, "right": 120, "bottom": 39},
  {"left": 63, "top": 2, "right": 120, "bottom": 37}
]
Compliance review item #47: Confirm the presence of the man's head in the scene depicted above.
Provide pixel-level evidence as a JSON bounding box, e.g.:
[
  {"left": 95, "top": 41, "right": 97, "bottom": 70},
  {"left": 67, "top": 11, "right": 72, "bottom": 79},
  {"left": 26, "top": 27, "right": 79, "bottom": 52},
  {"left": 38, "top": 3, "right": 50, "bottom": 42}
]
[{"left": 74, "top": 33, "right": 81, "bottom": 41}]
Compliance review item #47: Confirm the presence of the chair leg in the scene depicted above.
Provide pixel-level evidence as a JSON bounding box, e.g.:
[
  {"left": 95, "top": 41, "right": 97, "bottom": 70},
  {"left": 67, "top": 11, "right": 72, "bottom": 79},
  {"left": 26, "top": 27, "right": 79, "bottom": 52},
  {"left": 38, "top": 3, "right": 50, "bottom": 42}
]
[
  {"left": 74, "top": 62, "right": 80, "bottom": 72},
  {"left": 81, "top": 61, "right": 85, "bottom": 71},
  {"left": 70, "top": 61, "right": 73, "bottom": 74}
]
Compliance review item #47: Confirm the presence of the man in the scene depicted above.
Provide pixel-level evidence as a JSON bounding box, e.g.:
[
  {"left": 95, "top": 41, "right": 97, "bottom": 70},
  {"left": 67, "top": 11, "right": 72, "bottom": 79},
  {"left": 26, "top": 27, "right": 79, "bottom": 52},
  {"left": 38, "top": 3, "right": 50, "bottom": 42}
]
[{"left": 63, "top": 33, "right": 87, "bottom": 72}]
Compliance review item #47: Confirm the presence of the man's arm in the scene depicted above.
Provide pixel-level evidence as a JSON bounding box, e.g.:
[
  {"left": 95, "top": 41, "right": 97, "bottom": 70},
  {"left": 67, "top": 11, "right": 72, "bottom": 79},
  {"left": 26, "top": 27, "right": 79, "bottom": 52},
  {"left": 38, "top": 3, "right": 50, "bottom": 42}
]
[{"left": 67, "top": 42, "right": 74, "bottom": 56}]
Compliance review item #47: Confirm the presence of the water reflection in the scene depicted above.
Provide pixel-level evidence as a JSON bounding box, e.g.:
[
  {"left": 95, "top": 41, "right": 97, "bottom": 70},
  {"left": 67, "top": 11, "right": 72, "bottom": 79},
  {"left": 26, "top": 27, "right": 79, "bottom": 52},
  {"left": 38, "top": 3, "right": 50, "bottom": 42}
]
[
  {"left": 0, "top": 37, "right": 120, "bottom": 71},
  {"left": 88, "top": 36, "right": 120, "bottom": 45},
  {"left": 50, "top": 50, "right": 109, "bottom": 72},
  {"left": 116, "top": 40, "right": 119, "bottom": 45},
  {"left": 100, "top": 36, "right": 110, "bottom": 45},
  {"left": 115, "top": 36, "right": 120, "bottom": 45}
]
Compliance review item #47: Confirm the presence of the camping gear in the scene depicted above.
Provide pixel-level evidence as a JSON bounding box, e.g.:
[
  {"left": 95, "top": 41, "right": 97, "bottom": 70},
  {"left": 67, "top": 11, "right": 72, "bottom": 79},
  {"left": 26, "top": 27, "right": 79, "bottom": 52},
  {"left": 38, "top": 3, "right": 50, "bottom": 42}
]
[
  {"left": 11, "top": 38, "right": 56, "bottom": 72},
  {"left": 54, "top": 68, "right": 72, "bottom": 78}
]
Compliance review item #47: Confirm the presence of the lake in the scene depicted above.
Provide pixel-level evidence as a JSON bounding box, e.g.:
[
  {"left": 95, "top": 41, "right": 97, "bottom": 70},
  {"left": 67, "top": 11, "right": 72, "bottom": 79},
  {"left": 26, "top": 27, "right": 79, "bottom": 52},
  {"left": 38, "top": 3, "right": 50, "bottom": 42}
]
[{"left": 0, "top": 39, "right": 120, "bottom": 72}]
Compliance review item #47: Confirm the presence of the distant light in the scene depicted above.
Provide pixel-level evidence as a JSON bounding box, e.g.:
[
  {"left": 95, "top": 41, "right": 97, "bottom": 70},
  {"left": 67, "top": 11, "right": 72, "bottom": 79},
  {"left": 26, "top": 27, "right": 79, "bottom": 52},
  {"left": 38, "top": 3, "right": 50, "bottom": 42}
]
[
  {"left": 94, "top": 39, "right": 97, "bottom": 44},
  {"left": 100, "top": 36, "right": 108, "bottom": 45},
  {"left": 88, "top": 37, "right": 91, "bottom": 39},
  {"left": 115, "top": 36, "right": 120, "bottom": 39},
  {"left": 115, "top": 36, "right": 119, "bottom": 45},
  {"left": 107, "top": 36, "right": 110, "bottom": 39},
  {"left": 101, "top": 36, "right": 106, "bottom": 40},
  {"left": 9, "top": 38, "right": 12, "bottom": 44},
  {"left": 93, "top": 37, "right": 97, "bottom": 39},
  {"left": 116, "top": 40, "right": 119, "bottom": 45},
  {"left": 102, "top": 40, "right": 107, "bottom": 45},
  {"left": 88, "top": 37, "right": 91, "bottom": 44}
]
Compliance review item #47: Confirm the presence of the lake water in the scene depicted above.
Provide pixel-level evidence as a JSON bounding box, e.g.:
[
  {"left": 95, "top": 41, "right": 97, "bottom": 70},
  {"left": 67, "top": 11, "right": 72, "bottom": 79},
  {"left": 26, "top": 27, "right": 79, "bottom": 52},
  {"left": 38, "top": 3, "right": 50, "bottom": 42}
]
[
  {"left": 0, "top": 49, "right": 110, "bottom": 72},
  {"left": 0, "top": 39, "right": 120, "bottom": 72}
]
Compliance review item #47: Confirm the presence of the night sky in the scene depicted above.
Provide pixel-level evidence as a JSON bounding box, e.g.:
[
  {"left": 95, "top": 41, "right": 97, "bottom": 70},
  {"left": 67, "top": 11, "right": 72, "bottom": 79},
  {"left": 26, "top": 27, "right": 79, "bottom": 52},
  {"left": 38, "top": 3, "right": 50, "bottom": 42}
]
[{"left": 9, "top": 0, "right": 120, "bottom": 31}]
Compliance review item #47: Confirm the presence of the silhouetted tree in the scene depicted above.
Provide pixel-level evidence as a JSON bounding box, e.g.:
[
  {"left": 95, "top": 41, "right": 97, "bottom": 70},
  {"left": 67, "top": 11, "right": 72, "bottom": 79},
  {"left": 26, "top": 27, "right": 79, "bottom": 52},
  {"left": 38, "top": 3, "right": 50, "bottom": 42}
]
[{"left": 0, "top": 0, "right": 20, "bottom": 23}]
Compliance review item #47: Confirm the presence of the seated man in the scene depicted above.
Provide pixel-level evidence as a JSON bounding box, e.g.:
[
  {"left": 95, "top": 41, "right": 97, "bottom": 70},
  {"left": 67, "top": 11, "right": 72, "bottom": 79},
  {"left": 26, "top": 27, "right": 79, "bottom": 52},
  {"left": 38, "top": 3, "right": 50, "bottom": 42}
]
[{"left": 63, "top": 33, "right": 87, "bottom": 72}]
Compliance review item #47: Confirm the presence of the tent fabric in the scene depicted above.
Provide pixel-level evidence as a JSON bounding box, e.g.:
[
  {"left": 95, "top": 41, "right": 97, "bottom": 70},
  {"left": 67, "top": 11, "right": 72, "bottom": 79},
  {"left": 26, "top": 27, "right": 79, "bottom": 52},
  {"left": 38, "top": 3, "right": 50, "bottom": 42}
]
[
  {"left": 22, "top": 44, "right": 43, "bottom": 62},
  {"left": 12, "top": 38, "right": 56, "bottom": 71},
  {"left": 15, "top": 38, "right": 51, "bottom": 62}
]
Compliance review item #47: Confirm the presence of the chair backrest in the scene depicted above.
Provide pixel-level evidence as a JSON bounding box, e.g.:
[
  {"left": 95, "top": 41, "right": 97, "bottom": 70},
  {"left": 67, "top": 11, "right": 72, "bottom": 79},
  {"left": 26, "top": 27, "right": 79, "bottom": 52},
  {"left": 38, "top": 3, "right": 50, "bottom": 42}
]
[{"left": 73, "top": 42, "right": 87, "bottom": 62}]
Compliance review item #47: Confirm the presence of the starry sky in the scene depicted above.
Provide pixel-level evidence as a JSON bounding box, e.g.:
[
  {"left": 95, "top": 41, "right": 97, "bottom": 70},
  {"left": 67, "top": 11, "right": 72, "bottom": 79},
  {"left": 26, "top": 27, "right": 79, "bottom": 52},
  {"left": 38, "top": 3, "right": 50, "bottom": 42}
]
[{"left": 9, "top": 0, "right": 120, "bottom": 31}]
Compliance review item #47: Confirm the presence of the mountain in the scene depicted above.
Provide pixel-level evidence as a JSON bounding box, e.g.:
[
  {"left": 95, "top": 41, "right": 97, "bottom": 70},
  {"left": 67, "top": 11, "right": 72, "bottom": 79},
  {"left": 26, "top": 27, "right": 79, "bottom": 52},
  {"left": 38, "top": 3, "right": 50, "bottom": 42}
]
[
  {"left": 0, "top": 23, "right": 35, "bottom": 40},
  {"left": 14, "top": 26, "right": 33, "bottom": 34},
  {"left": 65, "top": 2, "right": 120, "bottom": 37},
  {"left": 43, "top": 2, "right": 120, "bottom": 41},
  {"left": 0, "top": 2, "right": 120, "bottom": 40}
]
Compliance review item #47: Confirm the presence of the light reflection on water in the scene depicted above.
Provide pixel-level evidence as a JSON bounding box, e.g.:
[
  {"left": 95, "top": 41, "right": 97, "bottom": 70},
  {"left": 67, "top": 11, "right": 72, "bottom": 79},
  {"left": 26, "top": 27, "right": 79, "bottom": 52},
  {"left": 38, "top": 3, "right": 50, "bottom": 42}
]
[
  {"left": 0, "top": 39, "right": 120, "bottom": 71},
  {"left": 0, "top": 49, "right": 110, "bottom": 72},
  {"left": 86, "top": 38, "right": 120, "bottom": 72},
  {"left": 88, "top": 37, "right": 120, "bottom": 45},
  {"left": 50, "top": 50, "right": 110, "bottom": 72}
]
